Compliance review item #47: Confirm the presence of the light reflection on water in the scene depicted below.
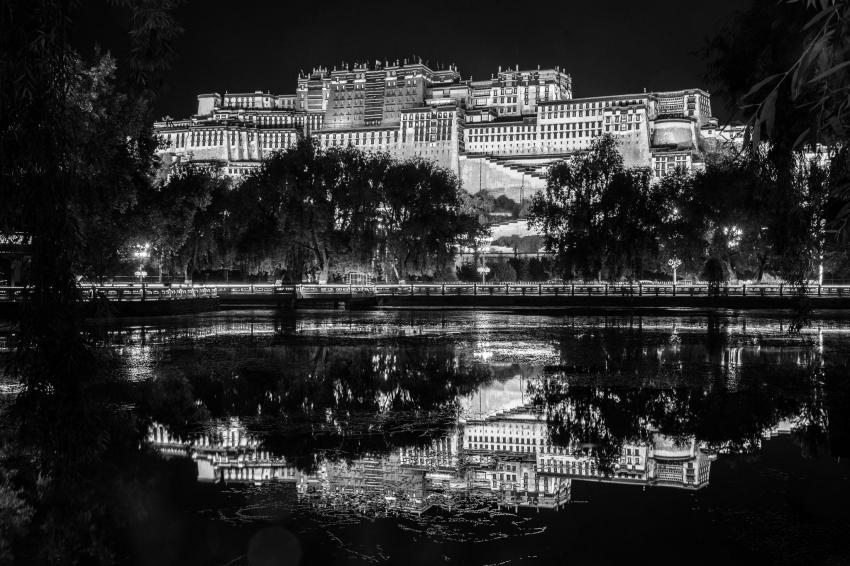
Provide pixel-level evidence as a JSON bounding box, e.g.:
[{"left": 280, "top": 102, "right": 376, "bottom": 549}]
[{"left": 4, "top": 310, "right": 850, "bottom": 565}]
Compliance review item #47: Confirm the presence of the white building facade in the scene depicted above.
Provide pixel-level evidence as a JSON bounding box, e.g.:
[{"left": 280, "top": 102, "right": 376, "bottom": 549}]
[{"left": 154, "top": 60, "right": 715, "bottom": 198}]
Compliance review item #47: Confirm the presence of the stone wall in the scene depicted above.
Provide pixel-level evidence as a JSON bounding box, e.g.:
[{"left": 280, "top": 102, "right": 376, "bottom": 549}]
[
  {"left": 457, "top": 155, "right": 547, "bottom": 200},
  {"left": 393, "top": 140, "right": 458, "bottom": 174},
  {"left": 649, "top": 118, "right": 697, "bottom": 150},
  {"left": 613, "top": 128, "right": 652, "bottom": 168}
]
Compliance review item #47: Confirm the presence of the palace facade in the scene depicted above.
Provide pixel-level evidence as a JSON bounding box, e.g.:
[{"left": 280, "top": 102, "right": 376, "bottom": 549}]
[{"left": 155, "top": 59, "right": 723, "bottom": 200}]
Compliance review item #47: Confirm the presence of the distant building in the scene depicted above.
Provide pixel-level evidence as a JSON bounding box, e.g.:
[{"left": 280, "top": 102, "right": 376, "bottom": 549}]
[{"left": 154, "top": 60, "right": 716, "bottom": 198}]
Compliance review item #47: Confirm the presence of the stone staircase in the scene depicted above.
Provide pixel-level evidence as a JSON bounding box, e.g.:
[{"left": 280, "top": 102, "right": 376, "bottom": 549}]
[{"left": 464, "top": 152, "right": 567, "bottom": 182}]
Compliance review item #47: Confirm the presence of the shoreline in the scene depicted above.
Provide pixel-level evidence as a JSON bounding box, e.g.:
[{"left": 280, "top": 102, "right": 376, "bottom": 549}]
[{"left": 2, "top": 292, "right": 849, "bottom": 321}]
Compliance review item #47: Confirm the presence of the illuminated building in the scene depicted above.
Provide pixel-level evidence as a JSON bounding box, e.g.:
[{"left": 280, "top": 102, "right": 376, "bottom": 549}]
[{"left": 154, "top": 59, "right": 714, "bottom": 197}]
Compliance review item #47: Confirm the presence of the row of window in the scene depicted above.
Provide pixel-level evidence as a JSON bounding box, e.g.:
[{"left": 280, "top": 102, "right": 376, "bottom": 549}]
[
  {"left": 178, "top": 130, "right": 300, "bottom": 145},
  {"left": 604, "top": 123, "right": 639, "bottom": 133},
  {"left": 467, "top": 129, "right": 602, "bottom": 143},
  {"left": 222, "top": 96, "right": 295, "bottom": 109},
  {"left": 469, "top": 444, "right": 536, "bottom": 453},
  {"left": 469, "top": 435, "right": 538, "bottom": 444},
  {"left": 320, "top": 131, "right": 399, "bottom": 142},
  {"left": 542, "top": 108, "right": 606, "bottom": 120},
  {"left": 608, "top": 113, "right": 642, "bottom": 123}
]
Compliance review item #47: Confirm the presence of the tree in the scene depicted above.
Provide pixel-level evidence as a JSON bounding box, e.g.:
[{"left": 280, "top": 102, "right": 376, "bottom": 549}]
[
  {"left": 460, "top": 190, "right": 496, "bottom": 225},
  {"left": 652, "top": 155, "right": 832, "bottom": 284},
  {"left": 456, "top": 261, "right": 479, "bottom": 282},
  {"left": 654, "top": 168, "right": 708, "bottom": 280},
  {"left": 705, "top": 0, "right": 850, "bottom": 287},
  {"left": 528, "top": 135, "right": 661, "bottom": 281},
  {"left": 235, "top": 140, "right": 376, "bottom": 282},
  {"left": 136, "top": 164, "right": 230, "bottom": 281},
  {"left": 527, "top": 257, "right": 553, "bottom": 281},
  {"left": 380, "top": 158, "right": 479, "bottom": 282},
  {"left": 227, "top": 156, "right": 296, "bottom": 278},
  {"left": 0, "top": 1, "right": 182, "bottom": 562},
  {"left": 232, "top": 139, "right": 481, "bottom": 283},
  {"left": 508, "top": 257, "right": 531, "bottom": 281},
  {"left": 487, "top": 261, "right": 516, "bottom": 282}
]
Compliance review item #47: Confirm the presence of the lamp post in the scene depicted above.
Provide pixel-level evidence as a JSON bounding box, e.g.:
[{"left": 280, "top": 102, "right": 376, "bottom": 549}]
[
  {"left": 476, "top": 266, "right": 491, "bottom": 284},
  {"left": 134, "top": 243, "right": 150, "bottom": 285},
  {"left": 667, "top": 257, "right": 682, "bottom": 286}
]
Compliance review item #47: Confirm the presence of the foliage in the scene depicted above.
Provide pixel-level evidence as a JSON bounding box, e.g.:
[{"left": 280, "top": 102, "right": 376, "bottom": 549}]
[
  {"left": 526, "top": 257, "right": 553, "bottom": 281},
  {"left": 529, "top": 133, "right": 836, "bottom": 284},
  {"left": 380, "top": 157, "right": 481, "bottom": 281},
  {"left": 528, "top": 135, "right": 663, "bottom": 281},
  {"left": 146, "top": 340, "right": 494, "bottom": 474},
  {"left": 708, "top": 0, "right": 850, "bottom": 151},
  {"left": 486, "top": 261, "right": 516, "bottom": 282},
  {"left": 456, "top": 261, "right": 479, "bottom": 282},
  {"left": 230, "top": 139, "right": 481, "bottom": 282},
  {"left": 528, "top": 319, "right": 839, "bottom": 473},
  {"left": 136, "top": 164, "right": 232, "bottom": 281},
  {"left": 460, "top": 191, "right": 495, "bottom": 225},
  {"left": 0, "top": 0, "right": 182, "bottom": 563},
  {"left": 706, "top": 0, "right": 850, "bottom": 257}
]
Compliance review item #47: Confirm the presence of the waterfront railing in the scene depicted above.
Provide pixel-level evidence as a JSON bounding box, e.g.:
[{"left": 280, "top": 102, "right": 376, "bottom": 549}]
[
  {"left": 2, "top": 282, "right": 850, "bottom": 303},
  {"left": 0, "top": 285, "right": 219, "bottom": 303}
]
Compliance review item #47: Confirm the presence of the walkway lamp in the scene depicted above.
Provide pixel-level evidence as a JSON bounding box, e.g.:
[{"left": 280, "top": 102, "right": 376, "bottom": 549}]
[
  {"left": 667, "top": 257, "right": 682, "bottom": 285},
  {"left": 476, "top": 266, "right": 491, "bottom": 284},
  {"left": 134, "top": 244, "right": 150, "bottom": 285}
]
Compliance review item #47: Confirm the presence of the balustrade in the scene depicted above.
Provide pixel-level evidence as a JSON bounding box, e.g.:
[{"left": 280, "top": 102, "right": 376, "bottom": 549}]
[{"left": 2, "top": 283, "right": 849, "bottom": 303}]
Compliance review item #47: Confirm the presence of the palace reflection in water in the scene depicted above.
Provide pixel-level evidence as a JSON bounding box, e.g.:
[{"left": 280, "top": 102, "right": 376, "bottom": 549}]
[
  {"left": 10, "top": 310, "right": 837, "bottom": 565},
  {"left": 126, "top": 310, "right": 848, "bottom": 528},
  {"left": 149, "top": 406, "right": 724, "bottom": 515}
]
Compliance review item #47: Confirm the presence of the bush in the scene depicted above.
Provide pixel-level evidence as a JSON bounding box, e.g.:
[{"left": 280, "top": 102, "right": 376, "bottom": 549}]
[
  {"left": 509, "top": 257, "right": 530, "bottom": 281},
  {"left": 528, "top": 257, "right": 551, "bottom": 281},
  {"left": 456, "top": 261, "right": 479, "bottom": 282},
  {"left": 701, "top": 257, "right": 728, "bottom": 283},
  {"left": 487, "top": 261, "right": 517, "bottom": 282}
]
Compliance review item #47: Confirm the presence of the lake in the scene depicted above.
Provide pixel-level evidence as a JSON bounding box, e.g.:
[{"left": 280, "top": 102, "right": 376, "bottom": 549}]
[{"left": 2, "top": 310, "right": 849, "bottom": 565}]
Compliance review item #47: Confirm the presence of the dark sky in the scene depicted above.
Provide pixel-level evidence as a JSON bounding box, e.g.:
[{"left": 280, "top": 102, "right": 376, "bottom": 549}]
[{"left": 76, "top": 0, "right": 747, "bottom": 121}]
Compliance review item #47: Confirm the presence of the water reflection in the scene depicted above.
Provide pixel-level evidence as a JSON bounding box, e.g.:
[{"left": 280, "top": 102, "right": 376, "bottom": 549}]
[
  {"left": 132, "top": 312, "right": 847, "bottom": 521},
  {"left": 149, "top": 405, "right": 725, "bottom": 517},
  {"left": 4, "top": 311, "right": 849, "bottom": 564}
]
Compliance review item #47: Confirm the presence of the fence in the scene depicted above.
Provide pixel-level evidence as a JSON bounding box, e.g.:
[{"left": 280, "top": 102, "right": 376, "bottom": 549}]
[
  {"left": 0, "top": 286, "right": 219, "bottom": 303},
  {"left": 3, "top": 282, "right": 850, "bottom": 303},
  {"left": 369, "top": 282, "right": 850, "bottom": 298}
]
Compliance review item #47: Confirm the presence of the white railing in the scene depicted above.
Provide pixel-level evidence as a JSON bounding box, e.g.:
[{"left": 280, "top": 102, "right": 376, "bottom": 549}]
[
  {"left": 369, "top": 282, "right": 850, "bottom": 298},
  {"left": 3, "top": 282, "right": 850, "bottom": 303},
  {"left": 0, "top": 285, "right": 219, "bottom": 303}
]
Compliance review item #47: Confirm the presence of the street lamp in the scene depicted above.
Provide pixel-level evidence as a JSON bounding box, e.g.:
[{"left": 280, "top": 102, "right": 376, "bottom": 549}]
[
  {"left": 134, "top": 243, "right": 150, "bottom": 285},
  {"left": 476, "top": 265, "right": 491, "bottom": 284},
  {"left": 667, "top": 257, "right": 682, "bottom": 285}
]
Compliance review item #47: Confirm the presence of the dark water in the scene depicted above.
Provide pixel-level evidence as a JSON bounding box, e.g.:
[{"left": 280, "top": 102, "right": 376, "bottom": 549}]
[{"left": 2, "top": 310, "right": 850, "bottom": 565}]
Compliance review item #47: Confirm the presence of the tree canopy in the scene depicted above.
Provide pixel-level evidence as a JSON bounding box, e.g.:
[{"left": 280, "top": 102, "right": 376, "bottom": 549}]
[
  {"left": 223, "top": 139, "right": 482, "bottom": 283},
  {"left": 528, "top": 135, "right": 664, "bottom": 281},
  {"left": 706, "top": 0, "right": 849, "bottom": 265}
]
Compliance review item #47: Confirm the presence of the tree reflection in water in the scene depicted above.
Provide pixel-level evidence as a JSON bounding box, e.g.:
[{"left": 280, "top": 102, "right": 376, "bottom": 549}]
[
  {"left": 140, "top": 337, "right": 494, "bottom": 473},
  {"left": 141, "top": 315, "right": 849, "bottom": 514},
  {"left": 2, "top": 313, "right": 849, "bottom": 564},
  {"left": 530, "top": 315, "right": 846, "bottom": 473}
]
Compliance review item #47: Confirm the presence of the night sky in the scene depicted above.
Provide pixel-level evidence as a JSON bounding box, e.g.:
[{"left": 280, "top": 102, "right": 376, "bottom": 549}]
[{"left": 76, "top": 0, "right": 747, "bottom": 121}]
